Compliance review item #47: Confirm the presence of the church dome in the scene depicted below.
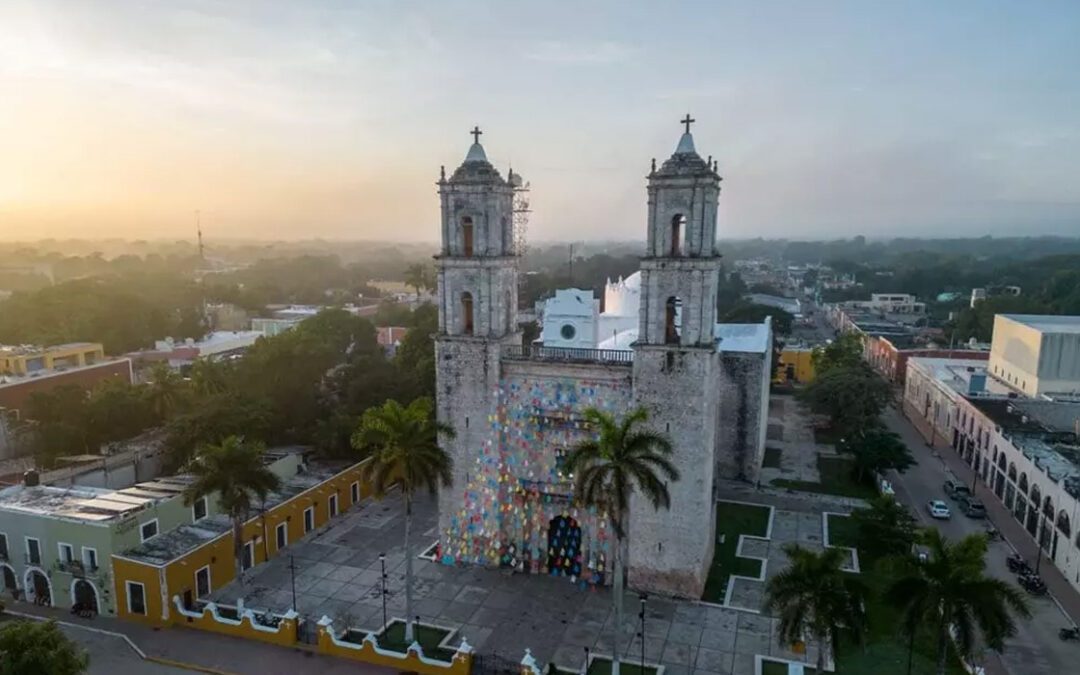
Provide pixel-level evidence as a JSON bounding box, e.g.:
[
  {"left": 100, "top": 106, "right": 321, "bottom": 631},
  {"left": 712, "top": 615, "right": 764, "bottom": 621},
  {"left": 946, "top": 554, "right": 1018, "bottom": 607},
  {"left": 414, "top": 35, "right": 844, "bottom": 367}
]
[{"left": 449, "top": 129, "right": 507, "bottom": 185}]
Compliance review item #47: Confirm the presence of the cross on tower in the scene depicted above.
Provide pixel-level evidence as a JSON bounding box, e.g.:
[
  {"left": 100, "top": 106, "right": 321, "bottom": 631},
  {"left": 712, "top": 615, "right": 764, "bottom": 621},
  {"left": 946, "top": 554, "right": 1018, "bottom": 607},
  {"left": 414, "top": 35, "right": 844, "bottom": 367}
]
[
  {"left": 681, "top": 114, "right": 695, "bottom": 134},
  {"left": 470, "top": 126, "right": 482, "bottom": 144}
]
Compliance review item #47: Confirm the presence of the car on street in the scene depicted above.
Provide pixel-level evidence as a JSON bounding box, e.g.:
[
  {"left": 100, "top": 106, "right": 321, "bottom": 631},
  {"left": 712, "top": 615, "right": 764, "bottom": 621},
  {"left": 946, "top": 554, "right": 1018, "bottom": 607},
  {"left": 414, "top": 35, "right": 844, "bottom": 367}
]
[
  {"left": 961, "top": 497, "right": 987, "bottom": 518},
  {"left": 943, "top": 478, "right": 971, "bottom": 502},
  {"left": 927, "top": 499, "right": 952, "bottom": 519}
]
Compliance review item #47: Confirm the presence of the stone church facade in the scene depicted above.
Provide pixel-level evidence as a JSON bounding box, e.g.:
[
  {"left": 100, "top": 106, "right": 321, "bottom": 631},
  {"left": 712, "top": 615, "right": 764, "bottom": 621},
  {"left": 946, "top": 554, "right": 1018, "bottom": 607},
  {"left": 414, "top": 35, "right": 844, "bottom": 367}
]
[{"left": 434, "top": 123, "right": 765, "bottom": 599}]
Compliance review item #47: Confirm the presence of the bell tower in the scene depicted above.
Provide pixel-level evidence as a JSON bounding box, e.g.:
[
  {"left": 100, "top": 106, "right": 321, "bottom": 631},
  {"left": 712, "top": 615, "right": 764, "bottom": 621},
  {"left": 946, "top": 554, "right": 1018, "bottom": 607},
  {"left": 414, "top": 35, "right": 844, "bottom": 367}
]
[
  {"left": 629, "top": 116, "right": 723, "bottom": 598},
  {"left": 435, "top": 128, "right": 520, "bottom": 549}
]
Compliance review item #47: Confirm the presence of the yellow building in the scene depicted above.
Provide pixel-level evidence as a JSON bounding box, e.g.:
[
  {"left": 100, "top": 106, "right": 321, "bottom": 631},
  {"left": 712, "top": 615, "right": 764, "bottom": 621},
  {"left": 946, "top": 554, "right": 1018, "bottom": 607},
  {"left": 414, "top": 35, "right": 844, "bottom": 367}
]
[
  {"left": 774, "top": 347, "right": 816, "bottom": 384},
  {"left": 0, "top": 342, "right": 106, "bottom": 375},
  {"left": 112, "top": 459, "right": 371, "bottom": 627}
]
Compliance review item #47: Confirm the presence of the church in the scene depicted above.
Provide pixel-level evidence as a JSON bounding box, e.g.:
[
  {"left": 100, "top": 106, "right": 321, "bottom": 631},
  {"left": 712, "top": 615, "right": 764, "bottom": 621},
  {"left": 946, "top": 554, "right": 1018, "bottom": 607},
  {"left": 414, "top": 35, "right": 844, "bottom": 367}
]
[{"left": 433, "top": 120, "right": 772, "bottom": 598}]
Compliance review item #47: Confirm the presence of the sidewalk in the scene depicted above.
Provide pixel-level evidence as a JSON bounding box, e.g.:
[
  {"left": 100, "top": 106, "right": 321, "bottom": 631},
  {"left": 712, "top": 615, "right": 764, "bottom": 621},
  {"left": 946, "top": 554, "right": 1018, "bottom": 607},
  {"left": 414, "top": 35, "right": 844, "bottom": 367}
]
[
  {"left": 3, "top": 603, "right": 393, "bottom": 675},
  {"left": 894, "top": 404, "right": 1080, "bottom": 626}
]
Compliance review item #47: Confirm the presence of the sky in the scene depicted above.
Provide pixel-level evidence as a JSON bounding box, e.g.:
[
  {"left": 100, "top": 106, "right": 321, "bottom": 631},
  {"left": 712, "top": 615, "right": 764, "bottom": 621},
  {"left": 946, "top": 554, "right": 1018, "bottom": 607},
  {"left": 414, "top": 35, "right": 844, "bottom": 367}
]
[{"left": 1, "top": 0, "right": 1079, "bottom": 244}]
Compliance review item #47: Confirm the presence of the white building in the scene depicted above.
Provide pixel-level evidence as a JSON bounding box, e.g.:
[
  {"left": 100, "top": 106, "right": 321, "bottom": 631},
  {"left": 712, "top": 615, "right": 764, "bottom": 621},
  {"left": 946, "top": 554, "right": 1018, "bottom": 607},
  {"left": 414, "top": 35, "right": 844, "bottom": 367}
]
[
  {"left": 988, "top": 314, "right": 1080, "bottom": 398},
  {"left": 538, "top": 288, "right": 598, "bottom": 349}
]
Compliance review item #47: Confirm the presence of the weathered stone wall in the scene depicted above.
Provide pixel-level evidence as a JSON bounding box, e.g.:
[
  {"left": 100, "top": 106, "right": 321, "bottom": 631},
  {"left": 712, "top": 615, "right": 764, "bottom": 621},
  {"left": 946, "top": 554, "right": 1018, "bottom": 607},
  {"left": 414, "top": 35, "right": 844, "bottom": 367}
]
[
  {"left": 629, "top": 344, "right": 719, "bottom": 598},
  {"left": 717, "top": 351, "right": 769, "bottom": 484}
]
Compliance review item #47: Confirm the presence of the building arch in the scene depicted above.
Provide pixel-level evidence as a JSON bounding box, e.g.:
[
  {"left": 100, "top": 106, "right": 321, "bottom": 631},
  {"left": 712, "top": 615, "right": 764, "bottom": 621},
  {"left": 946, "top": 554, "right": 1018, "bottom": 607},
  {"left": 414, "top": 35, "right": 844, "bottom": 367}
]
[
  {"left": 1030, "top": 483, "right": 1040, "bottom": 502},
  {"left": 461, "top": 292, "right": 474, "bottom": 336},
  {"left": 996, "top": 453, "right": 1006, "bottom": 470},
  {"left": 23, "top": 567, "right": 52, "bottom": 606},
  {"left": 665, "top": 296, "right": 680, "bottom": 344},
  {"left": 461, "top": 216, "right": 475, "bottom": 257},
  {"left": 70, "top": 578, "right": 100, "bottom": 614},
  {"left": 1043, "top": 495, "right": 1054, "bottom": 520},
  {"left": 1057, "top": 510, "right": 1071, "bottom": 538},
  {"left": 1019, "top": 473, "right": 1028, "bottom": 492},
  {"left": 1007, "top": 462, "right": 1017, "bottom": 481},
  {"left": 670, "top": 214, "right": 686, "bottom": 256},
  {"left": 0, "top": 563, "right": 18, "bottom": 594}
]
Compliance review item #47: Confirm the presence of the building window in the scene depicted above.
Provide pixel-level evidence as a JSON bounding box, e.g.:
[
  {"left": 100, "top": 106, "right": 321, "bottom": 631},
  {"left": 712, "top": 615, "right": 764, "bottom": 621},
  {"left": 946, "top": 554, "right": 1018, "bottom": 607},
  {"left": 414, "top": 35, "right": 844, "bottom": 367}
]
[
  {"left": 670, "top": 214, "right": 686, "bottom": 255},
  {"left": 192, "top": 497, "right": 208, "bottom": 522},
  {"left": 58, "top": 543, "right": 74, "bottom": 565},
  {"left": 0, "top": 533, "right": 8, "bottom": 560},
  {"left": 303, "top": 507, "right": 315, "bottom": 534},
  {"left": 241, "top": 541, "right": 255, "bottom": 571},
  {"left": 127, "top": 581, "right": 147, "bottom": 615},
  {"left": 461, "top": 217, "right": 474, "bottom": 257},
  {"left": 665, "top": 297, "right": 681, "bottom": 344},
  {"left": 350, "top": 481, "right": 360, "bottom": 504},
  {"left": 82, "top": 547, "right": 98, "bottom": 571},
  {"left": 195, "top": 566, "right": 211, "bottom": 598},
  {"left": 140, "top": 519, "right": 159, "bottom": 543},
  {"left": 329, "top": 494, "right": 339, "bottom": 518},
  {"left": 461, "top": 292, "right": 474, "bottom": 335},
  {"left": 25, "top": 537, "right": 41, "bottom": 565},
  {"left": 275, "top": 522, "right": 287, "bottom": 550}
]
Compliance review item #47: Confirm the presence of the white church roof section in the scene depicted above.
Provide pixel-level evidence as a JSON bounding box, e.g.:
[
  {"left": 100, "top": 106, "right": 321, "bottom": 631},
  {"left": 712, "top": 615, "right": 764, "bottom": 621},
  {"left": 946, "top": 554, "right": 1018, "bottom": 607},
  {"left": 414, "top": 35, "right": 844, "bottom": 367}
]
[
  {"left": 545, "top": 288, "right": 596, "bottom": 316},
  {"left": 603, "top": 272, "right": 642, "bottom": 317},
  {"left": 598, "top": 328, "right": 638, "bottom": 351},
  {"left": 714, "top": 323, "right": 771, "bottom": 353}
]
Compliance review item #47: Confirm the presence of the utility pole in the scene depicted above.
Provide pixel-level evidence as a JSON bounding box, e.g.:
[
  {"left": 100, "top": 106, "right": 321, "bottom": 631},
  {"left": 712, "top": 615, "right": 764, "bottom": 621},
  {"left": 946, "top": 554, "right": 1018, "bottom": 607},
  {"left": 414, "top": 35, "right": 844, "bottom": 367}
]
[
  {"left": 289, "top": 555, "right": 297, "bottom": 612},
  {"left": 379, "top": 552, "right": 388, "bottom": 629}
]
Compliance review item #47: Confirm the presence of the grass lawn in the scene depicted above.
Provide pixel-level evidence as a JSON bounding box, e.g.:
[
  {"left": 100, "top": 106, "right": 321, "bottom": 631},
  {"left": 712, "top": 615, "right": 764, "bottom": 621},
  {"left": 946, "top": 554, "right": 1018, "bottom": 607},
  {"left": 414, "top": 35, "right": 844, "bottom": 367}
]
[
  {"left": 825, "top": 513, "right": 859, "bottom": 549},
  {"left": 702, "top": 501, "right": 771, "bottom": 602},
  {"left": 375, "top": 621, "right": 457, "bottom": 661},
  {"left": 763, "top": 446, "right": 783, "bottom": 468},
  {"left": 771, "top": 456, "right": 878, "bottom": 500},
  {"left": 762, "top": 660, "right": 817, "bottom": 675}
]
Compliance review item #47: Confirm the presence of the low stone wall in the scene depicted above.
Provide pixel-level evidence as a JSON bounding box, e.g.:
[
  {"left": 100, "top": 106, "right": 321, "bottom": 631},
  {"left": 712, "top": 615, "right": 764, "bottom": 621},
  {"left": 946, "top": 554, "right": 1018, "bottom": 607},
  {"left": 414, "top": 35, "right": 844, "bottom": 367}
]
[
  {"left": 315, "top": 616, "right": 474, "bottom": 675},
  {"left": 170, "top": 596, "right": 297, "bottom": 648}
]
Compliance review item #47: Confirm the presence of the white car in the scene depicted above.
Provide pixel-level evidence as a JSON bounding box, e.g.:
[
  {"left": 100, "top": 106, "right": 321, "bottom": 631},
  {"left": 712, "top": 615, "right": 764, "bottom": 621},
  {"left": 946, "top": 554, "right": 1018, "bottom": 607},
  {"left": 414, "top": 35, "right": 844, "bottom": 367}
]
[{"left": 927, "top": 500, "right": 951, "bottom": 519}]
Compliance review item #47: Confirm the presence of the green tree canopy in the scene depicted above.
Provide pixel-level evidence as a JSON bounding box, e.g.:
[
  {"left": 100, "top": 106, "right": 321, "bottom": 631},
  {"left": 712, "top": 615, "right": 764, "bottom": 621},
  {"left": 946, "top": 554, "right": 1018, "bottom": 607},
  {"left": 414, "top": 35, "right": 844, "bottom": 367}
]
[
  {"left": 721, "top": 302, "right": 794, "bottom": 336},
  {"left": 840, "top": 429, "right": 915, "bottom": 483},
  {"left": 811, "top": 332, "right": 865, "bottom": 375},
  {"left": 886, "top": 530, "right": 1030, "bottom": 674},
  {"left": 848, "top": 496, "right": 918, "bottom": 560},
  {"left": 0, "top": 620, "right": 89, "bottom": 675},
  {"left": 799, "top": 363, "right": 891, "bottom": 438},
  {"left": 765, "top": 543, "right": 868, "bottom": 673}
]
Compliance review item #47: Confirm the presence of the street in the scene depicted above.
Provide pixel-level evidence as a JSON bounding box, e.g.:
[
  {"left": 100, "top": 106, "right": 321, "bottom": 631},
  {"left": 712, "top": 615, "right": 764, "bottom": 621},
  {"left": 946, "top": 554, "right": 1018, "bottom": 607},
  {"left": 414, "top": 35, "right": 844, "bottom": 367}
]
[{"left": 882, "top": 406, "right": 1078, "bottom": 675}]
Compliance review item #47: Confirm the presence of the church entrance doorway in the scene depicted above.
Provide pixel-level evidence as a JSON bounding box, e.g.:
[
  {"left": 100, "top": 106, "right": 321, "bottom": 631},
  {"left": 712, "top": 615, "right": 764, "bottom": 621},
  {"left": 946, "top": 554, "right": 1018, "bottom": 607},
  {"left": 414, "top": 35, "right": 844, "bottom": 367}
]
[
  {"left": 1, "top": 564, "right": 16, "bottom": 596},
  {"left": 546, "top": 515, "right": 582, "bottom": 579}
]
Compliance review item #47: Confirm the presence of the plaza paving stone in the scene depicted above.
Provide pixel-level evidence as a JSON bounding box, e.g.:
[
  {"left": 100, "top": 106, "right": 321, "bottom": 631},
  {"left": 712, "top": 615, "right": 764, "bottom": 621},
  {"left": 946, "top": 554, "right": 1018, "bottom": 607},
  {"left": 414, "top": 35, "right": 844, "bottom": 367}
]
[{"left": 207, "top": 486, "right": 828, "bottom": 672}]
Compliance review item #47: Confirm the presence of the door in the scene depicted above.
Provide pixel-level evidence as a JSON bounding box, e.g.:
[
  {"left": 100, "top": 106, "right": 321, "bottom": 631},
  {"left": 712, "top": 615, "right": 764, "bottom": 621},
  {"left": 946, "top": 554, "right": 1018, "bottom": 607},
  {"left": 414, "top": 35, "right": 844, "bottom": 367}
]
[{"left": 196, "top": 566, "right": 211, "bottom": 598}]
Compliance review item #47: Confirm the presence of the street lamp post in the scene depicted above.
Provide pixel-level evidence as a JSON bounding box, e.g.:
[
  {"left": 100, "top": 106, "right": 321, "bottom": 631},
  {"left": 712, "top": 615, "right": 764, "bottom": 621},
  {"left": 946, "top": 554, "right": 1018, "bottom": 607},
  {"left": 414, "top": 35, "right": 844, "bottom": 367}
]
[
  {"left": 638, "top": 595, "right": 647, "bottom": 671},
  {"left": 289, "top": 555, "right": 297, "bottom": 612},
  {"left": 379, "top": 553, "right": 388, "bottom": 630}
]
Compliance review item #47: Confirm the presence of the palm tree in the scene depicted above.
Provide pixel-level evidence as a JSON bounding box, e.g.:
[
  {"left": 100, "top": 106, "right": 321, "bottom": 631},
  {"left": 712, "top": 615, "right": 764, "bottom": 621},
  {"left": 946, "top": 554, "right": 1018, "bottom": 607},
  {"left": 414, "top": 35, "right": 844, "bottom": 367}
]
[
  {"left": 144, "top": 362, "right": 188, "bottom": 420},
  {"left": 886, "top": 530, "right": 1030, "bottom": 675},
  {"left": 182, "top": 436, "right": 282, "bottom": 585},
  {"left": 189, "top": 358, "right": 230, "bottom": 397},
  {"left": 764, "top": 544, "right": 868, "bottom": 673},
  {"left": 565, "top": 407, "right": 678, "bottom": 675},
  {"left": 351, "top": 398, "right": 453, "bottom": 642}
]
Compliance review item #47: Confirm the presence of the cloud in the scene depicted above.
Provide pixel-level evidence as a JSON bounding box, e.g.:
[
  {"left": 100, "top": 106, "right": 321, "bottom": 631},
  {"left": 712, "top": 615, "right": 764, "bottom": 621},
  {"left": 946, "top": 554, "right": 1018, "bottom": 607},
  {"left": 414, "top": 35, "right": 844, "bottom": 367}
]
[{"left": 523, "top": 40, "right": 632, "bottom": 65}]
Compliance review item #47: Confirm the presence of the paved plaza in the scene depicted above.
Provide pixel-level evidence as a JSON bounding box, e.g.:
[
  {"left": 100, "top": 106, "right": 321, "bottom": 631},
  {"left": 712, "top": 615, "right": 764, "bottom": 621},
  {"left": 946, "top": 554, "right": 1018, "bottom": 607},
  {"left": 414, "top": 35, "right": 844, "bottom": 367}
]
[{"left": 206, "top": 476, "right": 851, "bottom": 675}]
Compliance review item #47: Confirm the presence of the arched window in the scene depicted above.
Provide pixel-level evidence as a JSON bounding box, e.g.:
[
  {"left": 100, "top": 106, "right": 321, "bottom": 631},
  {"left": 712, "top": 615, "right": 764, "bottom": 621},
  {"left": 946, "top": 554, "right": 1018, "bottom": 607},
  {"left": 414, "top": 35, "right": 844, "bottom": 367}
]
[
  {"left": 1057, "top": 510, "right": 1071, "bottom": 538},
  {"left": 1043, "top": 495, "right": 1054, "bottom": 520},
  {"left": 670, "top": 214, "right": 686, "bottom": 256},
  {"left": 996, "top": 453, "right": 1006, "bottom": 470},
  {"left": 1019, "top": 473, "right": 1028, "bottom": 492},
  {"left": 1030, "top": 483, "right": 1040, "bottom": 503},
  {"left": 1008, "top": 462, "right": 1017, "bottom": 481},
  {"left": 665, "top": 297, "right": 680, "bottom": 344},
  {"left": 461, "top": 217, "right": 474, "bottom": 257},
  {"left": 461, "top": 292, "right": 474, "bottom": 335}
]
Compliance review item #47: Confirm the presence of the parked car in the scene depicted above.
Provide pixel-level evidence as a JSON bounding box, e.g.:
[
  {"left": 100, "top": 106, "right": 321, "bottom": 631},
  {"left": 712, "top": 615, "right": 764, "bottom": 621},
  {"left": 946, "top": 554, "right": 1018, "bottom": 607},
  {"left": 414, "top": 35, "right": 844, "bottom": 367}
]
[
  {"left": 943, "top": 478, "right": 971, "bottom": 502},
  {"left": 927, "top": 499, "right": 952, "bottom": 519},
  {"left": 962, "top": 498, "right": 987, "bottom": 519}
]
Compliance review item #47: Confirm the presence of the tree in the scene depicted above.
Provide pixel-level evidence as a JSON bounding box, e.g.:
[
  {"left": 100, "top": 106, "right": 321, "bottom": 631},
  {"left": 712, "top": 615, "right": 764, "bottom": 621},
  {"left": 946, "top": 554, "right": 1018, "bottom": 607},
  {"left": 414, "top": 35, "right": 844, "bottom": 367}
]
[
  {"left": 182, "top": 436, "right": 282, "bottom": 584},
  {"left": 799, "top": 363, "right": 891, "bottom": 438},
  {"left": 840, "top": 429, "right": 915, "bottom": 484},
  {"left": 811, "top": 332, "right": 865, "bottom": 375},
  {"left": 565, "top": 407, "right": 679, "bottom": 675},
  {"left": 404, "top": 263, "right": 434, "bottom": 296},
  {"left": 0, "top": 619, "right": 89, "bottom": 675},
  {"left": 189, "top": 358, "right": 232, "bottom": 396},
  {"left": 165, "top": 391, "right": 273, "bottom": 470},
  {"left": 848, "top": 496, "right": 918, "bottom": 560},
  {"left": 764, "top": 544, "right": 868, "bottom": 673},
  {"left": 144, "top": 362, "right": 189, "bottom": 420},
  {"left": 351, "top": 398, "right": 453, "bottom": 642},
  {"left": 721, "top": 303, "right": 794, "bottom": 336},
  {"left": 886, "top": 530, "right": 1030, "bottom": 675}
]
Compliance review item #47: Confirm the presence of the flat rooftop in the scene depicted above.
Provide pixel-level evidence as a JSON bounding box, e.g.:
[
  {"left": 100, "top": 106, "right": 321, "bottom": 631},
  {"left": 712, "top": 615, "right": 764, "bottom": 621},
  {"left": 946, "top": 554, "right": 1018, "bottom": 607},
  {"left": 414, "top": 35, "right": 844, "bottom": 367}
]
[
  {"left": 119, "top": 460, "right": 353, "bottom": 565},
  {"left": 999, "top": 314, "right": 1080, "bottom": 334},
  {"left": 715, "top": 323, "right": 771, "bottom": 354},
  {"left": 910, "top": 357, "right": 1014, "bottom": 397},
  {"left": 0, "top": 475, "right": 193, "bottom": 522}
]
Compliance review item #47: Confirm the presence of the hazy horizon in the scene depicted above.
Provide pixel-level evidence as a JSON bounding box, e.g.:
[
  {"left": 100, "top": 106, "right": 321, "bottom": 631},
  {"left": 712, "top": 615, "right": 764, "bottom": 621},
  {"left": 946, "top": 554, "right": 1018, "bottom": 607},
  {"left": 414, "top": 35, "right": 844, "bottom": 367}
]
[{"left": 3, "top": 1, "right": 1079, "bottom": 243}]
